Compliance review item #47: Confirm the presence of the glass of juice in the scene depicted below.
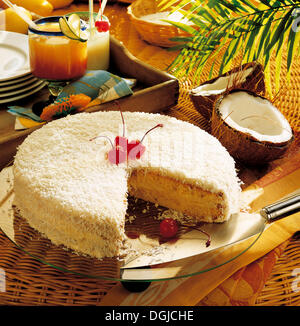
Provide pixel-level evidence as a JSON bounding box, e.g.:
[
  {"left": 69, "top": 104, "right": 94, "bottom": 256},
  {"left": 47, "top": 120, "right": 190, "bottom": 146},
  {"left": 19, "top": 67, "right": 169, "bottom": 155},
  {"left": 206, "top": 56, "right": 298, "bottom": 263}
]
[
  {"left": 68, "top": 12, "right": 110, "bottom": 71},
  {"left": 28, "top": 16, "right": 87, "bottom": 92},
  {"left": 87, "top": 15, "right": 110, "bottom": 70}
]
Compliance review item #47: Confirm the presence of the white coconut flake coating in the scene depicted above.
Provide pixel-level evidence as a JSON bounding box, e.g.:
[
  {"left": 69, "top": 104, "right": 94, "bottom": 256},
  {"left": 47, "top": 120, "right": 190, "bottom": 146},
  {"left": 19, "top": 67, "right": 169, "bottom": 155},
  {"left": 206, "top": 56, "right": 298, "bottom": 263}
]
[{"left": 13, "top": 111, "right": 242, "bottom": 258}]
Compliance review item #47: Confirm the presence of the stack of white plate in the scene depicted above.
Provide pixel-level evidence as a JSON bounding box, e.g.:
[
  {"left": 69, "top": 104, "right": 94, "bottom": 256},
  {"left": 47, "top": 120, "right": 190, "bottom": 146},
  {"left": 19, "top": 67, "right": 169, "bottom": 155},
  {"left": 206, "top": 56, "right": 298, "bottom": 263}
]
[{"left": 0, "top": 31, "right": 47, "bottom": 104}]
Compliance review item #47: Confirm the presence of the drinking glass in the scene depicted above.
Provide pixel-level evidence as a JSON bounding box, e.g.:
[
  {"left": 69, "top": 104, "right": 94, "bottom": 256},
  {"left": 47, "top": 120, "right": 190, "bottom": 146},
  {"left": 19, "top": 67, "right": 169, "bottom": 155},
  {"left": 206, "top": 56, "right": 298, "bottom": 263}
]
[
  {"left": 28, "top": 16, "right": 88, "bottom": 96},
  {"left": 66, "top": 12, "right": 110, "bottom": 71},
  {"left": 86, "top": 15, "right": 110, "bottom": 70}
]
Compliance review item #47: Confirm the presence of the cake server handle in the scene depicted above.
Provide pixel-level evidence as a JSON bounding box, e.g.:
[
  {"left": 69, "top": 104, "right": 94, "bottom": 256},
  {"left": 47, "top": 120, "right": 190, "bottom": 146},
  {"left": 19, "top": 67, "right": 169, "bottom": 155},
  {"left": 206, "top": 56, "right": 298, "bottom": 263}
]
[{"left": 260, "top": 193, "right": 300, "bottom": 223}]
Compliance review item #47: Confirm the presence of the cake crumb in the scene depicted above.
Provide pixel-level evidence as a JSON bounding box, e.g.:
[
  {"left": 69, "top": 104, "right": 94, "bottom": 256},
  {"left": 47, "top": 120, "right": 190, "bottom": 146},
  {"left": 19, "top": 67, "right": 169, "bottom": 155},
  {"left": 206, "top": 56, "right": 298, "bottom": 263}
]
[{"left": 125, "top": 214, "right": 136, "bottom": 223}]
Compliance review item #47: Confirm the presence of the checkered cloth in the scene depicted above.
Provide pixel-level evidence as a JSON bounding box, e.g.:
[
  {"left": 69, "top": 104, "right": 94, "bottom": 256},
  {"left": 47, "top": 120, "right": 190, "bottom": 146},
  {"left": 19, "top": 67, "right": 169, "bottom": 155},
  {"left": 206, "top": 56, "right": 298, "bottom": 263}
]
[{"left": 7, "top": 70, "right": 134, "bottom": 130}]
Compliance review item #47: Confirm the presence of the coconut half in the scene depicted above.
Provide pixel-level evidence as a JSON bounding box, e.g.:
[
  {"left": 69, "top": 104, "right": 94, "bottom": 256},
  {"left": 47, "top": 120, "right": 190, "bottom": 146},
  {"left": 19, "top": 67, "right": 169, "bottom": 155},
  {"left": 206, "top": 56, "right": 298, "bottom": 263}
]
[
  {"left": 211, "top": 90, "right": 294, "bottom": 166},
  {"left": 190, "top": 62, "right": 265, "bottom": 120}
]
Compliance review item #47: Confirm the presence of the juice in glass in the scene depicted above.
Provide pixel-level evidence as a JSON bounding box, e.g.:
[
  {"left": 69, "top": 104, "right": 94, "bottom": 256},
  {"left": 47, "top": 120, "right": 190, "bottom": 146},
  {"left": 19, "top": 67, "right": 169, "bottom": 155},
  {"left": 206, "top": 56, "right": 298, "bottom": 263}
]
[
  {"left": 28, "top": 16, "right": 87, "bottom": 81},
  {"left": 87, "top": 26, "right": 110, "bottom": 70}
]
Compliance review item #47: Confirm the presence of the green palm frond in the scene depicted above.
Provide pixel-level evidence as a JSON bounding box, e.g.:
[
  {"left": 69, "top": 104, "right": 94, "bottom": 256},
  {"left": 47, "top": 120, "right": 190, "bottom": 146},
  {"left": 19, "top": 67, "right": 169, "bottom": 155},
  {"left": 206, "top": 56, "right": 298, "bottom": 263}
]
[{"left": 160, "top": 0, "right": 300, "bottom": 95}]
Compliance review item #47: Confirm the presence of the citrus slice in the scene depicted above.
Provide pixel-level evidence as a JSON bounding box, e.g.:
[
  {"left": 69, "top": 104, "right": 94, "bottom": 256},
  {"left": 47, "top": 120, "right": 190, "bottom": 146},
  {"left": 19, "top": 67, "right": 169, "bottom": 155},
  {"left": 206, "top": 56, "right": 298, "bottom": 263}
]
[
  {"left": 59, "top": 14, "right": 87, "bottom": 42},
  {"left": 68, "top": 14, "right": 81, "bottom": 35}
]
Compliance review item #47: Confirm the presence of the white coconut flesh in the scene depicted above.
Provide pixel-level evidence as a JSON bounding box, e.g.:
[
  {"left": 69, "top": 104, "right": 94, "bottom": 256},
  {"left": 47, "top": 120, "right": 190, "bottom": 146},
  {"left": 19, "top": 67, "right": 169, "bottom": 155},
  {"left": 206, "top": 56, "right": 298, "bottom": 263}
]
[
  {"left": 218, "top": 91, "right": 292, "bottom": 144},
  {"left": 192, "top": 67, "right": 254, "bottom": 96}
]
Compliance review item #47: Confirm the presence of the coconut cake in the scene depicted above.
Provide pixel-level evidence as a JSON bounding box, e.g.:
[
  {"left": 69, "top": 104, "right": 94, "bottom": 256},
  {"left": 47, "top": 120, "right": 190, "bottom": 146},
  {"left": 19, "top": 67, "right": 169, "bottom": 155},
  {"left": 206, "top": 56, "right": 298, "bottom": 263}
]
[{"left": 13, "top": 111, "right": 242, "bottom": 259}]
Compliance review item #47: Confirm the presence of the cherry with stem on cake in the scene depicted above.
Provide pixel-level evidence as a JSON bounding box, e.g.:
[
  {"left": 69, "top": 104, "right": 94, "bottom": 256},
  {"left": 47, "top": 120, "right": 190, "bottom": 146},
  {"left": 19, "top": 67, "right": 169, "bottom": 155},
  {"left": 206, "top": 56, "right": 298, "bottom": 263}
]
[
  {"left": 114, "top": 111, "right": 128, "bottom": 149},
  {"left": 90, "top": 111, "right": 163, "bottom": 165},
  {"left": 90, "top": 134, "right": 126, "bottom": 165},
  {"left": 127, "top": 124, "right": 163, "bottom": 160},
  {"left": 90, "top": 111, "right": 127, "bottom": 165},
  {"left": 109, "top": 111, "right": 128, "bottom": 165},
  {"left": 107, "top": 145, "right": 127, "bottom": 165}
]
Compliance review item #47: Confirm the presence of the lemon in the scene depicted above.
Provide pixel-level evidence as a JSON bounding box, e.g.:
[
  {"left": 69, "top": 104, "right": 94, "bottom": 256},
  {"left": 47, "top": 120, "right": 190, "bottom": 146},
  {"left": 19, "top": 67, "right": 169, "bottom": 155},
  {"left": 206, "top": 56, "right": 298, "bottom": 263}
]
[
  {"left": 59, "top": 14, "right": 87, "bottom": 42},
  {"left": 0, "top": 7, "right": 32, "bottom": 34},
  {"left": 3, "top": 0, "right": 53, "bottom": 17}
]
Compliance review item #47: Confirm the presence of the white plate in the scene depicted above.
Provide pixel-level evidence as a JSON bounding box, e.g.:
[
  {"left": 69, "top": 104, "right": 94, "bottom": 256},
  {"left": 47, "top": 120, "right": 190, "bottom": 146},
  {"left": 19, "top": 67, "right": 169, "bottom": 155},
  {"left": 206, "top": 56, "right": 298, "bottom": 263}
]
[
  {"left": 0, "top": 81, "right": 46, "bottom": 104},
  {"left": 0, "top": 73, "right": 33, "bottom": 86},
  {"left": 0, "top": 76, "right": 40, "bottom": 92},
  {"left": 0, "top": 79, "right": 45, "bottom": 98},
  {"left": 0, "top": 31, "right": 31, "bottom": 82}
]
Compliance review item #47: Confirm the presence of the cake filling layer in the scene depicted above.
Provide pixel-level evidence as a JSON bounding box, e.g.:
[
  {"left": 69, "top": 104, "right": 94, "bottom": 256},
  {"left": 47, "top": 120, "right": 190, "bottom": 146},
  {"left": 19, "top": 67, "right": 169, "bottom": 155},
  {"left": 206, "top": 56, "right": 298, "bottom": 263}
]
[{"left": 128, "top": 169, "right": 226, "bottom": 223}]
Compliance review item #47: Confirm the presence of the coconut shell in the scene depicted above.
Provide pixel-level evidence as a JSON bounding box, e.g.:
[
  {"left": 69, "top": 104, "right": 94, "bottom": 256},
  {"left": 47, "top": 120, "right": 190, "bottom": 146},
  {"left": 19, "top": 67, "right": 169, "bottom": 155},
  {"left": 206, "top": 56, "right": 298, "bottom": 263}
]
[
  {"left": 190, "top": 62, "right": 265, "bottom": 121},
  {"left": 211, "top": 89, "right": 294, "bottom": 166}
]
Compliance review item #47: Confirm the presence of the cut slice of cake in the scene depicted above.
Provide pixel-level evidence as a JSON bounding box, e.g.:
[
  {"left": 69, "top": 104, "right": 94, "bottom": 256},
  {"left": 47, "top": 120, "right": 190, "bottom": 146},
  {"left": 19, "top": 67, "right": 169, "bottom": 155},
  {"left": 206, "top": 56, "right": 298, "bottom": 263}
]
[
  {"left": 13, "top": 111, "right": 242, "bottom": 259},
  {"left": 128, "top": 169, "right": 227, "bottom": 223}
]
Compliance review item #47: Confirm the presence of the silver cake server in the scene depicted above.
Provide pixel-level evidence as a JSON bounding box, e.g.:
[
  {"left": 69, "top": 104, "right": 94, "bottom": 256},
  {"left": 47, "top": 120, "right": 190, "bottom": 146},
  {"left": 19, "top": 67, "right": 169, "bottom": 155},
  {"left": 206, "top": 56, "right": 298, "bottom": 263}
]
[{"left": 121, "top": 191, "right": 300, "bottom": 270}]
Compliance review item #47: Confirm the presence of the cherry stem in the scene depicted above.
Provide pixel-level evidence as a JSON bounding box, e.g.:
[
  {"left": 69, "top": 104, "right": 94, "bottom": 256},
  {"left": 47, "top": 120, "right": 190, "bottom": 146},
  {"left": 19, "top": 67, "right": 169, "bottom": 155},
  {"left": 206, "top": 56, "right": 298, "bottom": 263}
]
[
  {"left": 183, "top": 224, "right": 211, "bottom": 247},
  {"left": 90, "top": 135, "right": 114, "bottom": 149},
  {"left": 120, "top": 111, "right": 125, "bottom": 137},
  {"left": 140, "top": 124, "right": 163, "bottom": 143}
]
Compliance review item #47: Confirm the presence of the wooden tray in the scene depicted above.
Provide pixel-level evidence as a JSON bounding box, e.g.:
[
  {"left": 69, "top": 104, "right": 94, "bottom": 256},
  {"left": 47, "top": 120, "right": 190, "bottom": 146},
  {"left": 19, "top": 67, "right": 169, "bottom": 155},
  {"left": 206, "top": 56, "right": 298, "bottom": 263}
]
[{"left": 0, "top": 35, "right": 179, "bottom": 170}]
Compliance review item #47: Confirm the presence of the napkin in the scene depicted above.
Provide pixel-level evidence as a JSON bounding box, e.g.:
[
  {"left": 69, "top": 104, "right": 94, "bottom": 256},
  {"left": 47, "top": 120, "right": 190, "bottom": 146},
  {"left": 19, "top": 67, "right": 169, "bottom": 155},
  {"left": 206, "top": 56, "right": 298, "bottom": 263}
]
[
  {"left": 7, "top": 70, "right": 134, "bottom": 130},
  {"left": 198, "top": 239, "right": 289, "bottom": 306}
]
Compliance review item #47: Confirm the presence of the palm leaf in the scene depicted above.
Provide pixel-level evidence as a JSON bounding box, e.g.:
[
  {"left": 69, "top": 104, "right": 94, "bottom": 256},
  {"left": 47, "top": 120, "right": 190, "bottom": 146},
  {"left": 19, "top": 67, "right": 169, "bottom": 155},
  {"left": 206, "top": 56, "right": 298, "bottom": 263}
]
[
  {"left": 275, "top": 39, "right": 284, "bottom": 92},
  {"left": 266, "top": 8, "right": 294, "bottom": 52},
  {"left": 162, "top": 0, "right": 300, "bottom": 92},
  {"left": 255, "top": 11, "right": 276, "bottom": 59},
  {"left": 215, "top": 0, "right": 244, "bottom": 13},
  {"left": 158, "top": 0, "right": 187, "bottom": 11},
  {"left": 273, "top": 14, "right": 294, "bottom": 92},
  {"left": 259, "top": 0, "right": 273, "bottom": 8},
  {"left": 238, "top": 0, "right": 258, "bottom": 11},
  {"left": 287, "top": 14, "right": 300, "bottom": 82}
]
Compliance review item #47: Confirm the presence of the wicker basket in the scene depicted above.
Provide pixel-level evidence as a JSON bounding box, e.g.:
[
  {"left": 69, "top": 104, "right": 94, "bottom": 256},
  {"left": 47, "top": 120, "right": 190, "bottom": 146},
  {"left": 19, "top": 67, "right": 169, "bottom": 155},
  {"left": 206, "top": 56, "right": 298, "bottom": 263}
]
[{"left": 127, "top": 0, "right": 194, "bottom": 47}]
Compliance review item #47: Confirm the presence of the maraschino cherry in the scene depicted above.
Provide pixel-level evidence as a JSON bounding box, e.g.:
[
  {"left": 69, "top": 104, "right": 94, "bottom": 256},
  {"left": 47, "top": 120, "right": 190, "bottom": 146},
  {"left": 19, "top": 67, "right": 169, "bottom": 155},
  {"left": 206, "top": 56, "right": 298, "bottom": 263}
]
[
  {"left": 95, "top": 0, "right": 110, "bottom": 33},
  {"left": 107, "top": 111, "right": 127, "bottom": 164},
  {"left": 95, "top": 20, "right": 110, "bottom": 32},
  {"left": 128, "top": 124, "right": 163, "bottom": 160},
  {"left": 159, "top": 218, "right": 211, "bottom": 247},
  {"left": 107, "top": 144, "right": 127, "bottom": 165},
  {"left": 90, "top": 111, "right": 163, "bottom": 165},
  {"left": 159, "top": 218, "right": 178, "bottom": 239}
]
